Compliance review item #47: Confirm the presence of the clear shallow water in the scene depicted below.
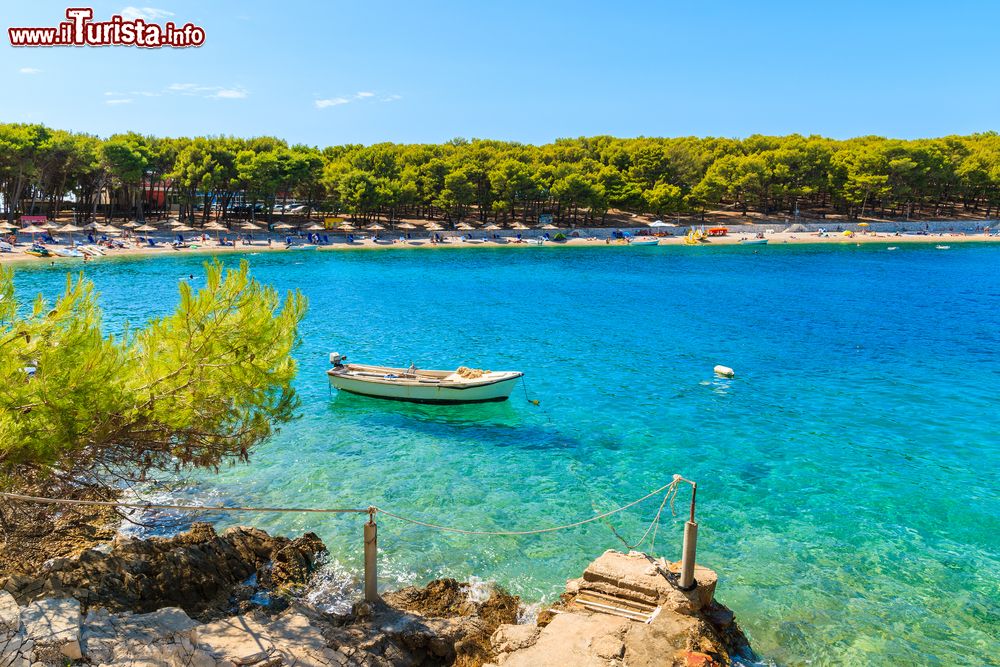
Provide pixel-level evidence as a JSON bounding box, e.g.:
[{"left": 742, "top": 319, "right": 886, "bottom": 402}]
[{"left": 12, "top": 243, "right": 1000, "bottom": 666}]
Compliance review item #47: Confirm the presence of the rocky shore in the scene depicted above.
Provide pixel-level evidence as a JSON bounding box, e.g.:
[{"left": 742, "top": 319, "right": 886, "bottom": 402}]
[{"left": 0, "top": 523, "right": 755, "bottom": 666}]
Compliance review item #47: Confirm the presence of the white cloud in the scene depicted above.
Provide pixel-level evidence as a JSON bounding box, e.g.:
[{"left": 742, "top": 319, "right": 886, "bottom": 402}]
[
  {"left": 119, "top": 7, "right": 175, "bottom": 21},
  {"left": 212, "top": 88, "right": 248, "bottom": 99},
  {"left": 315, "top": 91, "right": 397, "bottom": 109},
  {"left": 18, "top": 67, "right": 41, "bottom": 75},
  {"left": 103, "top": 83, "right": 246, "bottom": 105},
  {"left": 163, "top": 83, "right": 248, "bottom": 99},
  {"left": 381, "top": 94, "right": 402, "bottom": 102},
  {"left": 315, "top": 97, "right": 351, "bottom": 109}
]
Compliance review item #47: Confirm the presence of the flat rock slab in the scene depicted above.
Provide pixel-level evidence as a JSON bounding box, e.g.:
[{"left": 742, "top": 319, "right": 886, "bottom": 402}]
[
  {"left": 494, "top": 612, "right": 628, "bottom": 667},
  {"left": 113, "top": 607, "right": 199, "bottom": 643},
  {"left": 197, "top": 615, "right": 277, "bottom": 664},
  {"left": 581, "top": 551, "right": 717, "bottom": 612},
  {"left": 0, "top": 591, "right": 20, "bottom": 633},
  {"left": 20, "top": 597, "right": 81, "bottom": 659},
  {"left": 0, "top": 630, "right": 31, "bottom": 667}
]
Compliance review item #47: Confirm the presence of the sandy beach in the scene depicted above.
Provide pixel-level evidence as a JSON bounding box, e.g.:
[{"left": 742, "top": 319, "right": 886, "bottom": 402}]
[{"left": 0, "top": 229, "right": 996, "bottom": 264}]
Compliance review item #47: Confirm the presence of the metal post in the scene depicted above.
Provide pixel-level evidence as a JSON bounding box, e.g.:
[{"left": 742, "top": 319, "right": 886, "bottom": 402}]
[
  {"left": 364, "top": 509, "right": 378, "bottom": 603},
  {"left": 679, "top": 482, "right": 698, "bottom": 590}
]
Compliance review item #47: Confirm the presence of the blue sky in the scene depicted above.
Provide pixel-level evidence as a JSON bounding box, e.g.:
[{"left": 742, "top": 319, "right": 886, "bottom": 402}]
[{"left": 2, "top": 1, "right": 998, "bottom": 145}]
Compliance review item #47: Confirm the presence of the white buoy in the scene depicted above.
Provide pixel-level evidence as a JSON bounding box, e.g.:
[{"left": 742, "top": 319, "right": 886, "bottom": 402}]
[{"left": 714, "top": 365, "right": 735, "bottom": 378}]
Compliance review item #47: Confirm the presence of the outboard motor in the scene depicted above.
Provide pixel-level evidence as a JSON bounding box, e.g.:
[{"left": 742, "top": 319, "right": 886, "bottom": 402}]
[{"left": 329, "top": 352, "right": 347, "bottom": 367}]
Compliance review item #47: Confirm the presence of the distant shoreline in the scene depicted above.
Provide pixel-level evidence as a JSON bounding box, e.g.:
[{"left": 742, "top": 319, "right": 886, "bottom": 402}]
[{"left": 1, "top": 230, "right": 997, "bottom": 265}]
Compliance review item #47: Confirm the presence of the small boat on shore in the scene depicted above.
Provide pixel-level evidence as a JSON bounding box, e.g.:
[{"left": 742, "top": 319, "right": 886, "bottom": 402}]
[
  {"left": 24, "top": 244, "right": 51, "bottom": 258},
  {"left": 741, "top": 239, "right": 768, "bottom": 245},
  {"left": 327, "top": 353, "right": 523, "bottom": 404},
  {"left": 286, "top": 244, "right": 317, "bottom": 251},
  {"left": 629, "top": 238, "right": 659, "bottom": 246},
  {"left": 53, "top": 248, "right": 84, "bottom": 258}
]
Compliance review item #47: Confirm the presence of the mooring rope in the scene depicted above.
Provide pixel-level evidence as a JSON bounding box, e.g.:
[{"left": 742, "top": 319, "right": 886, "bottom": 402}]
[
  {"left": 374, "top": 475, "right": 692, "bottom": 536},
  {"left": 0, "top": 474, "right": 695, "bottom": 537}
]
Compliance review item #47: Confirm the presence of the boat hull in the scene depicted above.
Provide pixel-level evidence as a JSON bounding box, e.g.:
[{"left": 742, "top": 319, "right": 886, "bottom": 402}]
[
  {"left": 629, "top": 239, "right": 659, "bottom": 246},
  {"left": 327, "top": 371, "right": 522, "bottom": 404},
  {"left": 741, "top": 239, "right": 769, "bottom": 245}
]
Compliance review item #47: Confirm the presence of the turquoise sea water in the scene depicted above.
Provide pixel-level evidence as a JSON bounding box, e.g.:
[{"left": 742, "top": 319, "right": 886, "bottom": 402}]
[{"left": 11, "top": 243, "right": 1000, "bottom": 666}]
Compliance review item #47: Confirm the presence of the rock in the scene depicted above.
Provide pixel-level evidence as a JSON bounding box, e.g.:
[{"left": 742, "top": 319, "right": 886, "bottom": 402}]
[
  {"left": 194, "top": 615, "right": 277, "bottom": 664},
  {"left": 0, "top": 631, "right": 29, "bottom": 667},
  {"left": 497, "top": 612, "right": 628, "bottom": 667},
  {"left": 491, "top": 623, "right": 540, "bottom": 654},
  {"left": 684, "top": 650, "right": 717, "bottom": 666},
  {"left": 268, "top": 532, "right": 326, "bottom": 591},
  {"left": 0, "top": 591, "right": 20, "bottom": 633},
  {"left": 3, "top": 524, "right": 326, "bottom": 619},
  {"left": 591, "top": 634, "right": 625, "bottom": 660},
  {"left": 20, "top": 597, "right": 82, "bottom": 661},
  {"left": 485, "top": 550, "right": 754, "bottom": 667},
  {"left": 113, "top": 606, "right": 199, "bottom": 643},
  {"left": 703, "top": 603, "right": 734, "bottom": 630},
  {"left": 581, "top": 550, "right": 716, "bottom": 613}
]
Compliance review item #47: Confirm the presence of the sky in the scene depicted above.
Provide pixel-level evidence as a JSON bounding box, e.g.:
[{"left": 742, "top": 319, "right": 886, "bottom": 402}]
[{"left": 2, "top": 0, "right": 999, "bottom": 146}]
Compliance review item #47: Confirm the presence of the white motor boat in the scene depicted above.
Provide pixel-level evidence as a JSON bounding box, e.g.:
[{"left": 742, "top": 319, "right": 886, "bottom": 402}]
[
  {"left": 327, "top": 353, "right": 523, "bottom": 404},
  {"left": 629, "top": 238, "right": 659, "bottom": 246}
]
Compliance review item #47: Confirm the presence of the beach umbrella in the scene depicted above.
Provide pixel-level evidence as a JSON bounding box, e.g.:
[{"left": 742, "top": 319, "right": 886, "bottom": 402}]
[
  {"left": 273, "top": 223, "right": 295, "bottom": 230},
  {"left": 57, "top": 223, "right": 84, "bottom": 243},
  {"left": 366, "top": 223, "right": 386, "bottom": 231},
  {"left": 134, "top": 224, "right": 158, "bottom": 232},
  {"left": 456, "top": 222, "right": 475, "bottom": 231},
  {"left": 397, "top": 222, "right": 416, "bottom": 230},
  {"left": 482, "top": 223, "right": 501, "bottom": 231},
  {"left": 0, "top": 222, "right": 18, "bottom": 231},
  {"left": 202, "top": 222, "right": 228, "bottom": 242},
  {"left": 303, "top": 223, "right": 325, "bottom": 231},
  {"left": 172, "top": 225, "right": 194, "bottom": 233},
  {"left": 425, "top": 223, "right": 444, "bottom": 232},
  {"left": 19, "top": 225, "right": 47, "bottom": 234},
  {"left": 122, "top": 221, "right": 141, "bottom": 228},
  {"left": 509, "top": 223, "right": 529, "bottom": 230},
  {"left": 98, "top": 224, "right": 123, "bottom": 235},
  {"left": 240, "top": 222, "right": 263, "bottom": 231}
]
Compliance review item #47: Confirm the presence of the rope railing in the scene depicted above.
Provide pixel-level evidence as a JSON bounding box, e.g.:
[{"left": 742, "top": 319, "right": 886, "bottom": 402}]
[{"left": 0, "top": 474, "right": 700, "bottom": 600}]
